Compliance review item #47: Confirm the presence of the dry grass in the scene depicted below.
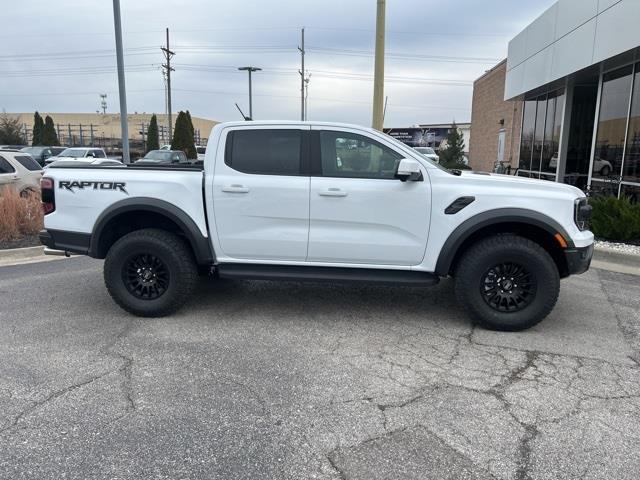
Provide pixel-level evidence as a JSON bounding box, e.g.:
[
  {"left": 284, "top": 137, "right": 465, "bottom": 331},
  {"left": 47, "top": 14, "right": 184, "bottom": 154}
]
[{"left": 0, "top": 189, "right": 44, "bottom": 242}]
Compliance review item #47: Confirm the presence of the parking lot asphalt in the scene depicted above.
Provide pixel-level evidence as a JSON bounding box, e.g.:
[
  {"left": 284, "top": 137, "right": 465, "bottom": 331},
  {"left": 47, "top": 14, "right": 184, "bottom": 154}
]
[{"left": 1, "top": 257, "right": 639, "bottom": 480}]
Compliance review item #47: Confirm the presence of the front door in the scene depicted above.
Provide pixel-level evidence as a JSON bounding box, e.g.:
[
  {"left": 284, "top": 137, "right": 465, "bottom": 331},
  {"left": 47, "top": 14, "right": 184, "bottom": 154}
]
[
  {"left": 308, "top": 128, "right": 431, "bottom": 266},
  {"left": 212, "top": 126, "right": 310, "bottom": 261}
]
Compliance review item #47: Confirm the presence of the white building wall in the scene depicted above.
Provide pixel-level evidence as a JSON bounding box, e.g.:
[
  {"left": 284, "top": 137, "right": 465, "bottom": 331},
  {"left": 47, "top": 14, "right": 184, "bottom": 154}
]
[{"left": 505, "top": 0, "right": 640, "bottom": 99}]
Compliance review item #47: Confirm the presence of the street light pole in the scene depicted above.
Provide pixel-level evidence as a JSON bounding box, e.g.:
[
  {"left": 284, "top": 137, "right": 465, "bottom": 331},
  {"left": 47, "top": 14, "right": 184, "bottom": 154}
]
[
  {"left": 112, "top": 0, "right": 130, "bottom": 163},
  {"left": 238, "top": 66, "right": 262, "bottom": 120}
]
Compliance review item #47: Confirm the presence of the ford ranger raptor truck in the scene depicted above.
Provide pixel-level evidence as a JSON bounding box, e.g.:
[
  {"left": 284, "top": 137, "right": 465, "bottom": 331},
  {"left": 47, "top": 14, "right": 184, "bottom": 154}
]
[{"left": 39, "top": 121, "right": 594, "bottom": 331}]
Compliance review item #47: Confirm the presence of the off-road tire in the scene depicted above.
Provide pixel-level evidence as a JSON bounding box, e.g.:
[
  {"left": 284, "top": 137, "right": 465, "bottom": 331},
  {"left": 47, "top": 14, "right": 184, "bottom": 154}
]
[
  {"left": 104, "top": 228, "right": 197, "bottom": 317},
  {"left": 454, "top": 234, "right": 560, "bottom": 331}
]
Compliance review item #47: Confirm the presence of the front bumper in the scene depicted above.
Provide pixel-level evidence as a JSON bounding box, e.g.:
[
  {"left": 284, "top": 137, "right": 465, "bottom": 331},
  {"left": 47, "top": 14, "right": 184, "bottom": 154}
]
[{"left": 564, "top": 243, "right": 594, "bottom": 275}]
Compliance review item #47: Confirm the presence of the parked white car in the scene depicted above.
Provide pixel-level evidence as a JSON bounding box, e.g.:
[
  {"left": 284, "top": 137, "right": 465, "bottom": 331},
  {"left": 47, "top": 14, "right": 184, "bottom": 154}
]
[
  {"left": 413, "top": 146, "right": 439, "bottom": 163},
  {"left": 45, "top": 147, "right": 108, "bottom": 165},
  {"left": 196, "top": 146, "right": 206, "bottom": 161},
  {"left": 40, "top": 121, "right": 594, "bottom": 331},
  {"left": 0, "top": 150, "right": 44, "bottom": 196}
]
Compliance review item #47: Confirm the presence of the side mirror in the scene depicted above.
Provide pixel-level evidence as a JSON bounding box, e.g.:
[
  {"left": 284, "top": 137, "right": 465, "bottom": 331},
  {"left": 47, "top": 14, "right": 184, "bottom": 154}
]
[{"left": 395, "top": 158, "right": 423, "bottom": 182}]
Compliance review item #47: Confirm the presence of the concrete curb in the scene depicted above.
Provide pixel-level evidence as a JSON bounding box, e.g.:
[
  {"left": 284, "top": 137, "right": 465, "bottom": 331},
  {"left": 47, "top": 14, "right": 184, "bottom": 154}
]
[
  {"left": 592, "top": 247, "right": 640, "bottom": 276},
  {"left": 0, "top": 245, "right": 65, "bottom": 268},
  {"left": 0, "top": 243, "right": 638, "bottom": 275}
]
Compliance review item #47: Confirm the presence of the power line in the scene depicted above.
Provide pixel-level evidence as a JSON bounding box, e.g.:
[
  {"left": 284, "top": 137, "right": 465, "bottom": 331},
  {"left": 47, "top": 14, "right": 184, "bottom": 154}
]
[{"left": 306, "top": 47, "right": 500, "bottom": 64}]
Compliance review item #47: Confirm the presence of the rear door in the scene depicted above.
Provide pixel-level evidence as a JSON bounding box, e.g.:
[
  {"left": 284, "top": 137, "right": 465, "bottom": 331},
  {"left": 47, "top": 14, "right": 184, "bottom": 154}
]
[
  {"left": 0, "top": 156, "right": 18, "bottom": 194},
  {"left": 212, "top": 126, "right": 310, "bottom": 261},
  {"left": 308, "top": 127, "right": 431, "bottom": 266}
]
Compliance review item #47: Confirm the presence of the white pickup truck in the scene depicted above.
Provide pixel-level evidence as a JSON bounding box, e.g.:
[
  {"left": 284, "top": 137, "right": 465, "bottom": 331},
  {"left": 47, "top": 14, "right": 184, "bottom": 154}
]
[{"left": 39, "top": 121, "right": 594, "bottom": 331}]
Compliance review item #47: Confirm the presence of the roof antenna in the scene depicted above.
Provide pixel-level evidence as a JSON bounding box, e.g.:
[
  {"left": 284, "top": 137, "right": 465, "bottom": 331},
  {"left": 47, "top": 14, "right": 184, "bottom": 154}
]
[{"left": 235, "top": 103, "right": 251, "bottom": 121}]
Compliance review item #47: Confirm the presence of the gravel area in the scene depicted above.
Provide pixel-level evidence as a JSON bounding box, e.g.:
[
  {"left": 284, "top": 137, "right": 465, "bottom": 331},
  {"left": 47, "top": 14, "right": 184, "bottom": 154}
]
[{"left": 595, "top": 239, "right": 640, "bottom": 256}]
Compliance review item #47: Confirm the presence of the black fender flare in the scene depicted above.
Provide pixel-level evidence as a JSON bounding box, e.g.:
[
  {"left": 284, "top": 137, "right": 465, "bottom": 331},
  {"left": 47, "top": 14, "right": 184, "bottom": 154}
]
[
  {"left": 434, "top": 208, "right": 573, "bottom": 276},
  {"left": 90, "top": 197, "right": 214, "bottom": 265}
]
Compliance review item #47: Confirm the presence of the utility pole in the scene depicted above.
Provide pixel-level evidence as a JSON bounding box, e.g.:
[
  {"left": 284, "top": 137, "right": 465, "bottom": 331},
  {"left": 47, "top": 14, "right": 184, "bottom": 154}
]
[
  {"left": 298, "top": 27, "right": 305, "bottom": 121},
  {"left": 112, "top": 0, "right": 130, "bottom": 163},
  {"left": 372, "top": 0, "right": 386, "bottom": 131},
  {"left": 238, "top": 66, "right": 261, "bottom": 120},
  {"left": 161, "top": 28, "right": 175, "bottom": 144}
]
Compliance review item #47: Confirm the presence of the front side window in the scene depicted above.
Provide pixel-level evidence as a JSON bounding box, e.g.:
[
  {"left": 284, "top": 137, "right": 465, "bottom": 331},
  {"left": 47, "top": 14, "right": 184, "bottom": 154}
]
[
  {"left": 225, "top": 129, "right": 302, "bottom": 175},
  {"left": 0, "top": 156, "right": 15, "bottom": 174},
  {"left": 319, "top": 131, "right": 402, "bottom": 179},
  {"left": 93, "top": 150, "right": 106, "bottom": 158}
]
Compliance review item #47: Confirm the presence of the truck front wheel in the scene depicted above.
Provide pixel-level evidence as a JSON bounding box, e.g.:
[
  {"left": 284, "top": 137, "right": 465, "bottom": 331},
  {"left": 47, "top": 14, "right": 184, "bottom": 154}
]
[
  {"left": 104, "top": 229, "right": 197, "bottom": 317},
  {"left": 454, "top": 234, "right": 560, "bottom": 331}
]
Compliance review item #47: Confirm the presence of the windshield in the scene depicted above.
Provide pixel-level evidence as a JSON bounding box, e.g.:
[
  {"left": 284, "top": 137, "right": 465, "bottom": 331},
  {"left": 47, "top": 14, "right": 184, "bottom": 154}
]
[
  {"left": 382, "top": 133, "right": 455, "bottom": 174},
  {"left": 59, "top": 148, "right": 87, "bottom": 157},
  {"left": 20, "top": 147, "right": 44, "bottom": 154},
  {"left": 142, "top": 150, "right": 184, "bottom": 162},
  {"left": 415, "top": 147, "right": 436, "bottom": 155}
]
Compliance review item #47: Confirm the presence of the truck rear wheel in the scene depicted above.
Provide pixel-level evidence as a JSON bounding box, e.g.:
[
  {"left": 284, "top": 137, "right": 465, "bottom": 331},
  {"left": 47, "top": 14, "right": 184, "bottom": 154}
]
[
  {"left": 454, "top": 234, "right": 560, "bottom": 331},
  {"left": 104, "top": 228, "right": 197, "bottom": 317}
]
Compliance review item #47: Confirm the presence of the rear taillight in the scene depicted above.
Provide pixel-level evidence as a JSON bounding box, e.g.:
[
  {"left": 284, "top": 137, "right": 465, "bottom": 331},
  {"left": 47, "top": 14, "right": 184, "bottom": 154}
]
[{"left": 41, "top": 177, "right": 55, "bottom": 214}]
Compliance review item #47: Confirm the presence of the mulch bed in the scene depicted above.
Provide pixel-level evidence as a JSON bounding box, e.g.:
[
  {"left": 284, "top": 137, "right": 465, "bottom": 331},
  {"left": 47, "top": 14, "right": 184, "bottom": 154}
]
[{"left": 0, "top": 234, "right": 41, "bottom": 250}]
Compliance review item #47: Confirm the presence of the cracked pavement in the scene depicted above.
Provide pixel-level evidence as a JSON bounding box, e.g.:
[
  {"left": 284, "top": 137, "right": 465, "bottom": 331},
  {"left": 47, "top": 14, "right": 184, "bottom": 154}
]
[{"left": 0, "top": 257, "right": 639, "bottom": 479}]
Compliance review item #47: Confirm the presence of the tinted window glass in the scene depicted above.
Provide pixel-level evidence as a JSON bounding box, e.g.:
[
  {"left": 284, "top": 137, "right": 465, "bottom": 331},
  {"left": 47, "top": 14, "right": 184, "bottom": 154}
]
[
  {"left": 15, "top": 155, "right": 42, "bottom": 171},
  {"left": 319, "top": 131, "right": 402, "bottom": 179},
  {"left": 226, "top": 129, "right": 302, "bottom": 175},
  {"left": 519, "top": 99, "right": 537, "bottom": 171},
  {"left": 623, "top": 63, "right": 640, "bottom": 184},
  {"left": 0, "top": 156, "right": 15, "bottom": 174},
  {"left": 593, "top": 66, "right": 633, "bottom": 180},
  {"left": 93, "top": 150, "right": 106, "bottom": 158}
]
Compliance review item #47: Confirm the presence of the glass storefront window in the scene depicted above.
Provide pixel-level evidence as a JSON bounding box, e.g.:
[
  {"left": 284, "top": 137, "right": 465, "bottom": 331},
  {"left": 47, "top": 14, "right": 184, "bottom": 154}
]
[
  {"left": 620, "top": 183, "right": 640, "bottom": 203},
  {"left": 519, "top": 100, "right": 537, "bottom": 172},
  {"left": 623, "top": 63, "right": 640, "bottom": 184},
  {"left": 531, "top": 96, "right": 547, "bottom": 178},
  {"left": 592, "top": 66, "right": 633, "bottom": 180},
  {"left": 518, "top": 91, "right": 564, "bottom": 180},
  {"left": 543, "top": 92, "right": 564, "bottom": 176}
]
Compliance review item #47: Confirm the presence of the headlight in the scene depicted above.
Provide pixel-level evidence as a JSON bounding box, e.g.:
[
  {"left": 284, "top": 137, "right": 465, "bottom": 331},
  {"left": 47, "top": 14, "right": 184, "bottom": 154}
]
[{"left": 574, "top": 197, "right": 592, "bottom": 231}]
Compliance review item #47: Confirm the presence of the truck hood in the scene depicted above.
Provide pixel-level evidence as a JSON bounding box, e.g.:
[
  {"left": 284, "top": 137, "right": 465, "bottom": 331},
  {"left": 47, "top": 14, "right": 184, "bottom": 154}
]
[{"left": 459, "top": 170, "right": 585, "bottom": 198}]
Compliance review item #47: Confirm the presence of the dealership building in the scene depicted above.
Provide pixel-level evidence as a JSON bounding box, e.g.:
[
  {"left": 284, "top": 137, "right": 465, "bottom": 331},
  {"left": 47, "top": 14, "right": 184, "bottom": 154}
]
[{"left": 469, "top": 0, "right": 640, "bottom": 199}]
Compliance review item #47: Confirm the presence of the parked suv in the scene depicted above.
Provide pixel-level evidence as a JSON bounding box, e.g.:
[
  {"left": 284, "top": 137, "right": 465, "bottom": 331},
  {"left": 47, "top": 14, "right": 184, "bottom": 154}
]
[
  {"left": 20, "top": 146, "right": 66, "bottom": 167},
  {"left": 0, "top": 151, "right": 43, "bottom": 196}
]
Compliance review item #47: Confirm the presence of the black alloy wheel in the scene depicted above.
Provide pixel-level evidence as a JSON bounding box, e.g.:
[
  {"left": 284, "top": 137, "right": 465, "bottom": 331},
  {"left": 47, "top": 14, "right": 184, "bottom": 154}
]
[
  {"left": 122, "top": 253, "right": 170, "bottom": 300},
  {"left": 480, "top": 262, "right": 536, "bottom": 313}
]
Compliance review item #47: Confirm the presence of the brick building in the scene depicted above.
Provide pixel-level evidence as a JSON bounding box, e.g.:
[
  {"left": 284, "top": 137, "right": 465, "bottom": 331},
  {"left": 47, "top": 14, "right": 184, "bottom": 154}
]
[
  {"left": 469, "top": 61, "right": 522, "bottom": 173},
  {"left": 470, "top": 0, "right": 640, "bottom": 199}
]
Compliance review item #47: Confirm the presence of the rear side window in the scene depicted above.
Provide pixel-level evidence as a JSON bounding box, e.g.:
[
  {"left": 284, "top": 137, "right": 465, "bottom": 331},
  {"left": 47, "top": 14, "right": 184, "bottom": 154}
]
[
  {"left": 15, "top": 155, "right": 42, "bottom": 171},
  {"left": 225, "top": 129, "right": 302, "bottom": 175},
  {"left": 0, "top": 156, "right": 15, "bottom": 174}
]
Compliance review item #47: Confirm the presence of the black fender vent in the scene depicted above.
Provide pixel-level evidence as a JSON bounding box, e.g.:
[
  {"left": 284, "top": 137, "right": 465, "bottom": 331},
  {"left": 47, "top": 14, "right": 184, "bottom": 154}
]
[{"left": 445, "top": 196, "right": 475, "bottom": 215}]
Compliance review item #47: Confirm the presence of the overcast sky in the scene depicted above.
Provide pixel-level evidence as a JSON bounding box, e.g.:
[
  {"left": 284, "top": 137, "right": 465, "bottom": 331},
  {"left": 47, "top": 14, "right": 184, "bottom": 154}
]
[{"left": 1, "top": 0, "right": 556, "bottom": 127}]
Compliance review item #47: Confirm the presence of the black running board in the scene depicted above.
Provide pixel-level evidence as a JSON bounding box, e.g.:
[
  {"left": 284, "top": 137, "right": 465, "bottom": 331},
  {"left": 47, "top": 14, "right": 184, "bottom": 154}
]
[{"left": 217, "top": 264, "right": 439, "bottom": 286}]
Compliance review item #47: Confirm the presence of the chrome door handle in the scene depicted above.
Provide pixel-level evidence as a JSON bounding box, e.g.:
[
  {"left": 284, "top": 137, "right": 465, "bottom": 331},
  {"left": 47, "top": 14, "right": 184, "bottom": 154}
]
[
  {"left": 319, "top": 188, "right": 347, "bottom": 197},
  {"left": 222, "top": 184, "right": 250, "bottom": 193}
]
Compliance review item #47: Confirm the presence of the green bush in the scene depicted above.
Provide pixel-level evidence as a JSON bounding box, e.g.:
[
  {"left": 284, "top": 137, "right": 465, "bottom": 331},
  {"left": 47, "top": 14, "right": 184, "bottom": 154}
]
[{"left": 589, "top": 195, "right": 640, "bottom": 242}]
